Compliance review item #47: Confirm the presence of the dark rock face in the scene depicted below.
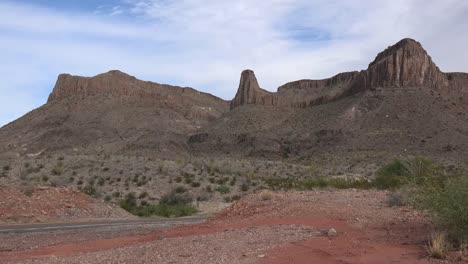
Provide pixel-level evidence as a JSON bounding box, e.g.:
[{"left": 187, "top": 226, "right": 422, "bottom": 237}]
[
  {"left": 365, "top": 38, "right": 448, "bottom": 89},
  {"left": 230, "top": 70, "right": 277, "bottom": 109},
  {"left": 230, "top": 38, "right": 467, "bottom": 109}
]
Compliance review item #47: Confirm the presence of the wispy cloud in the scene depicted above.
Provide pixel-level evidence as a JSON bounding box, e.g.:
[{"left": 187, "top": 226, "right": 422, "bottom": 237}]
[{"left": 1, "top": 0, "right": 468, "bottom": 127}]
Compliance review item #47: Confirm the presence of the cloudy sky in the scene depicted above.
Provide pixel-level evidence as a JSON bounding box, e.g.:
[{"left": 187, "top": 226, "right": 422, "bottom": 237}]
[{"left": 1, "top": 0, "right": 467, "bottom": 127}]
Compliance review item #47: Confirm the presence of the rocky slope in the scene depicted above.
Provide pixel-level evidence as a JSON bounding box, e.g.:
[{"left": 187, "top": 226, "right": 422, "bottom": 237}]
[{"left": 0, "top": 70, "right": 229, "bottom": 158}]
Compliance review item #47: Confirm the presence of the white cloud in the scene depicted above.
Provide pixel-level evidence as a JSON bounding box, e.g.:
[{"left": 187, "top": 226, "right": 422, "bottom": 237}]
[{"left": 1, "top": 0, "right": 468, "bottom": 127}]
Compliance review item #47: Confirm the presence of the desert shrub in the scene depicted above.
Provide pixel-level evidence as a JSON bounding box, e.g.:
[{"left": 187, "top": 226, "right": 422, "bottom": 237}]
[
  {"left": 223, "top": 196, "right": 232, "bottom": 203},
  {"left": 119, "top": 193, "right": 137, "bottom": 212},
  {"left": 229, "top": 177, "right": 237, "bottom": 186},
  {"left": 208, "top": 177, "right": 215, "bottom": 183},
  {"left": 137, "top": 180, "right": 147, "bottom": 186},
  {"left": 374, "top": 159, "right": 407, "bottom": 189},
  {"left": 41, "top": 175, "right": 49, "bottom": 182},
  {"left": 240, "top": 183, "right": 250, "bottom": 192},
  {"left": 231, "top": 195, "right": 241, "bottom": 201},
  {"left": 97, "top": 177, "right": 105, "bottom": 186},
  {"left": 77, "top": 180, "right": 83, "bottom": 185},
  {"left": 375, "top": 158, "right": 442, "bottom": 190},
  {"left": 69, "top": 177, "right": 75, "bottom": 183},
  {"left": 3, "top": 165, "right": 10, "bottom": 171},
  {"left": 387, "top": 192, "right": 404, "bottom": 207},
  {"left": 81, "top": 185, "right": 97, "bottom": 196},
  {"left": 136, "top": 204, "right": 196, "bottom": 218},
  {"left": 175, "top": 176, "right": 182, "bottom": 183},
  {"left": 427, "top": 232, "right": 450, "bottom": 259},
  {"left": 191, "top": 181, "right": 201, "bottom": 188},
  {"left": 51, "top": 162, "right": 64, "bottom": 176},
  {"left": 174, "top": 186, "right": 187, "bottom": 193},
  {"left": 216, "top": 185, "right": 230, "bottom": 194},
  {"left": 122, "top": 189, "right": 196, "bottom": 218},
  {"left": 264, "top": 177, "right": 372, "bottom": 191},
  {"left": 102, "top": 167, "right": 110, "bottom": 172},
  {"left": 216, "top": 177, "right": 229, "bottom": 185},
  {"left": 197, "top": 192, "right": 210, "bottom": 202},
  {"left": 139, "top": 192, "right": 148, "bottom": 199},
  {"left": 104, "top": 195, "right": 111, "bottom": 202},
  {"left": 414, "top": 174, "right": 468, "bottom": 244},
  {"left": 160, "top": 190, "right": 192, "bottom": 205},
  {"left": 22, "top": 186, "right": 34, "bottom": 197},
  {"left": 113, "top": 191, "right": 121, "bottom": 197},
  {"left": 260, "top": 191, "right": 273, "bottom": 201},
  {"left": 206, "top": 185, "right": 213, "bottom": 193}
]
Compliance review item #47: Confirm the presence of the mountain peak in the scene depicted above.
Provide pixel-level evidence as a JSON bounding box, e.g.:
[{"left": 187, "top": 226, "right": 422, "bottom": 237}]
[
  {"left": 366, "top": 38, "right": 447, "bottom": 88},
  {"left": 230, "top": 69, "right": 277, "bottom": 109}
]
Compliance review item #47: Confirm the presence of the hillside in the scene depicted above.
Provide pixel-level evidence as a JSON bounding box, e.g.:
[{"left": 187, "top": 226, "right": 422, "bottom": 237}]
[
  {"left": 191, "top": 39, "right": 468, "bottom": 165},
  {"left": 0, "top": 38, "right": 466, "bottom": 207}
]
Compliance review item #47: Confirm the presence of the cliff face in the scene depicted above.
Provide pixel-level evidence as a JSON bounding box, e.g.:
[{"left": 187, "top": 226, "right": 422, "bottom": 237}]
[
  {"left": 365, "top": 38, "right": 448, "bottom": 89},
  {"left": 230, "top": 38, "right": 467, "bottom": 109},
  {"left": 230, "top": 70, "right": 277, "bottom": 109}
]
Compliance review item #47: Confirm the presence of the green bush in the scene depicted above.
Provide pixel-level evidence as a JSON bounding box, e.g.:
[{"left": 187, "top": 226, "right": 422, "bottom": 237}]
[
  {"left": 216, "top": 185, "right": 231, "bottom": 194},
  {"left": 374, "top": 159, "right": 406, "bottom": 189},
  {"left": 81, "top": 185, "right": 97, "bottom": 196},
  {"left": 412, "top": 174, "right": 468, "bottom": 244},
  {"left": 374, "top": 158, "right": 442, "bottom": 190},
  {"left": 135, "top": 204, "right": 196, "bottom": 218},
  {"left": 160, "top": 190, "right": 192, "bottom": 205},
  {"left": 120, "top": 189, "right": 196, "bottom": 218},
  {"left": 174, "top": 186, "right": 188, "bottom": 193}
]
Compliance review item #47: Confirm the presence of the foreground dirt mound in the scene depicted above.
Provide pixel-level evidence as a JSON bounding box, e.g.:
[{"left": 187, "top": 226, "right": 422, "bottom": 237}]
[
  {"left": 7, "top": 190, "right": 465, "bottom": 263},
  {"left": 0, "top": 187, "right": 131, "bottom": 224}
]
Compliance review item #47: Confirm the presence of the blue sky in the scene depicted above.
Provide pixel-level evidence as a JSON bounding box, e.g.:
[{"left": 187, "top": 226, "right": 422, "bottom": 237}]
[{"left": 1, "top": 0, "right": 468, "bottom": 127}]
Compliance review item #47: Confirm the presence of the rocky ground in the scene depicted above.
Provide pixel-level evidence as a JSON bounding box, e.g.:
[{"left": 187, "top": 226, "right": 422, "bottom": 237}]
[
  {"left": 2, "top": 189, "right": 466, "bottom": 263},
  {"left": 0, "top": 186, "right": 131, "bottom": 224}
]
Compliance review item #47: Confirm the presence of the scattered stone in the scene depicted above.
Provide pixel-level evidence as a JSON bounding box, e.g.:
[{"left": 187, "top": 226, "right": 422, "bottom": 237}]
[{"left": 327, "top": 228, "right": 337, "bottom": 237}]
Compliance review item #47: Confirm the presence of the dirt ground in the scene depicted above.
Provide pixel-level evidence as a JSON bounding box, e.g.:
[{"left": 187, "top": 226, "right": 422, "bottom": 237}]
[
  {"left": 2, "top": 189, "right": 466, "bottom": 263},
  {"left": 0, "top": 186, "right": 132, "bottom": 224}
]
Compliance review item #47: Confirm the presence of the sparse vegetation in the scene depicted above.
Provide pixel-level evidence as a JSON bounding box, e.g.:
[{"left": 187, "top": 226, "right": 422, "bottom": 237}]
[
  {"left": 51, "top": 161, "right": 64, "bottom": 175},
  {"left": 120, "top": 189, "right": 195, "bottom": 218},
  {"left": 427, "top": 232, "right": 450, "bottom": 259},
  {"left": 81, "top": 185, "right": 97, "bottom": 196},
  {"left": 376, "top": 157, "right": 468, "bottom": 249},
  {"left": 216, "top": 185, "right": 230, "bottom": 194}
]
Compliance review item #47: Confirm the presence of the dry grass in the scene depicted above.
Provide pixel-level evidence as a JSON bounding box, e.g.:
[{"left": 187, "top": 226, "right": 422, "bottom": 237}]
[
  {"left": 427, "top": 232, "right": 449, "bottom": 259},
  {"left": 260, "top": 190, "right": 273, "bottom": 201}
]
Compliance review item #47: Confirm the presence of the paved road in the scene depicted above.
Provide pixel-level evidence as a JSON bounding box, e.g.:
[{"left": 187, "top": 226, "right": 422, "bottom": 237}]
[{"left": 0, "top": 217, "right": 206, "bottom": 234}]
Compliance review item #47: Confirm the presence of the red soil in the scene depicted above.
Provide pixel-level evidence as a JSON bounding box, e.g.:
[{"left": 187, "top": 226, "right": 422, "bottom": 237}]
[{"left": 2, "top": 190, "right": 462, "bottom": 263}]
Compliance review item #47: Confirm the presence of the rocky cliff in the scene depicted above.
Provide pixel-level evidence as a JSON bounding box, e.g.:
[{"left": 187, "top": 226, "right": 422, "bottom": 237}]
[
  {"left": 230, "top": 38, "right": 467, "bottom": 109},
  {"left": 230, "top": 70, "right": 277, "bottom": 109}
]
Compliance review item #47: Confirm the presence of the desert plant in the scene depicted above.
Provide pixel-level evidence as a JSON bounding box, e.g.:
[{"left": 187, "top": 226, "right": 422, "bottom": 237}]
[
  {"left": 51, "top": 162, "right": 64, "bottom": 176},
  {"left": 3, "top": 165, "right": 10, "bottom": 171},
  {"left": 81, "top": 185, "right": 97, "bottom": 196},
  {"left": 260, "top": 190, "right": 273, "bottom": 201},
  {"left": 427, "top": 232, "right": 450, "bottom": 259},
  {"left": 414, "top": 174, "right": 468, "bottom": 243},
  {"left": 216, "top": 185, "right": 230, "bottom": 194},
  {"left": 175, "top": 186, "right": 188, "bottom": 193},
  {"left": 160, "top": 189, "right": 192, "bottom": 205},
  {"left": 97, "top": 177, "right": 105, "bottom": 186}
]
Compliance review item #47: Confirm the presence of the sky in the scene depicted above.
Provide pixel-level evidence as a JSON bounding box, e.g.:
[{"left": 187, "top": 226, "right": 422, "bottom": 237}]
[{"left": 1, "top": 0, "right": 468, "bottom": 127}]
